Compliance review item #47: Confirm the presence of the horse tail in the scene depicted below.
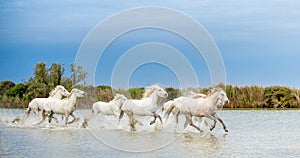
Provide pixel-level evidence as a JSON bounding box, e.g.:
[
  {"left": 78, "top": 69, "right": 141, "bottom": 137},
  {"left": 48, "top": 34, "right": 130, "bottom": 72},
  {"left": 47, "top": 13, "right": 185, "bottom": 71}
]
[
  {"left": 25, "top": 101, "right": 33, "bottom": 118},
  {"left": 118, "top": 102, "right": 124, "bottom": 110},
  {"left": 118, "top": 110, "right": 124, "bottom": 124},
  {"left": 81, "top": 108, "right": 94, "bottom": 128},
  {"left": 165, "top": 103, "right": 175, "bottom": 121}
]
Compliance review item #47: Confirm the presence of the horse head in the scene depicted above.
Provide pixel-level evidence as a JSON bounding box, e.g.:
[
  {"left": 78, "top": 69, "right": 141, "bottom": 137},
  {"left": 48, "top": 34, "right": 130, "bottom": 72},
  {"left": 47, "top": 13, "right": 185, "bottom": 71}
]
[
  {"left": 143, "top": 85, "right": 168, "bottom": 99},
  {"left": 49, "top": 85, "right": 69, "bottom": 97},
  {"left": 114, "top": 94, "right": 127, "bottom": 102},
  {"left": 209, "top": 88, "right": 229, "bottom": 108},
  {"left": 67, "top": 89, "right": 86, "bottom": 99}
]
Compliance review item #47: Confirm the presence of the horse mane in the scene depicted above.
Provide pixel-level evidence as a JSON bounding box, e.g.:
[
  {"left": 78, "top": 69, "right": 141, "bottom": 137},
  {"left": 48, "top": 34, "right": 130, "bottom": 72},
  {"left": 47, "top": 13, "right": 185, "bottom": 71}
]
[
  {"left": 207, "top": 87, "right": 224, "bottom": 96},
  {"left": 49, "top": 85, "right": 64, "bottom": 97},
  {"left": 142, "top": 85, "right": 161, "bottom": 98},
  {"left": 113, "top": 94, "right": 125, "bottom": 100},
  {"left": 67, "top": 89, "right": 75, "bottom": 99},
  {"left": 190, "top": 93, "right": 207, "bottom": 99},
  {"left": 185, "top": 91, "right": 207, "bottom": 98}
]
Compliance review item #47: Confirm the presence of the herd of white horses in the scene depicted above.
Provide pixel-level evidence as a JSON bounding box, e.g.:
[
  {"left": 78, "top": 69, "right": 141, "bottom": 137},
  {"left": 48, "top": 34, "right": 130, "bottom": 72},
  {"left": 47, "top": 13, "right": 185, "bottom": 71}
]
[{"left": 13, "top": 84, "right": 229, "bottom": 133}]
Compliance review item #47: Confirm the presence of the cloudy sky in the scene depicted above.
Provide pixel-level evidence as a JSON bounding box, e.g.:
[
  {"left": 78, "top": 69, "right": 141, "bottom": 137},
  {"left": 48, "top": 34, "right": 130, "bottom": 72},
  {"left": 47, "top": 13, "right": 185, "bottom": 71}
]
[{"left": 0, "top": 0, "right": 300, "bottom": 88}]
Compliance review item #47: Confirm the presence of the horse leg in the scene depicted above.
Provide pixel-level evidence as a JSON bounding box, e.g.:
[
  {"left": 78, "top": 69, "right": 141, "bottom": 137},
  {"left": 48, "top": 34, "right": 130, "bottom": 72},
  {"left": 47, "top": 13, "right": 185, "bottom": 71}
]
[
  {"left": 118, "top": 110, "right": 124, "bottom": 124},
  {"left": 25, "top": 107, "right": 31, "bottom": 118},
  {"left": 175, "top": 111, "right": 180, "bottom": 125},
  {"left": 207, "top": 115, "right": 217, "bottom": 131},
  {"left": 48, "top": 111, "right": 54, "bottom": 123},
  {"left": 213, "top": 114, "right": 228, "bottom": 132},
  {"left": 68, "top": 113, "right": 77, "bottom": 124},
  {"left": 128, "top": 114, "right": 136, "bottom": 132},
  {"left": 65, "top": 113, "right": 69, "bottom": 125},
  {"left": 33, "top": 107, "right": 39, "bottom": 119},
  {"left": 150, "top": 114, "right": 157, "bottom": 125},
  {"left": 36, "top": 111, "right": 47, "bottom": 125},
  {"left": 183, "top": 114, "right": 191, "bottom": 129},
  {"left": 165, "top": 105, "right": 174, "bottom": 121},
  {"left": 189, "top": 117, "right": 203, "bottom": 132},
  {"left": 157, "top": 114, "right": 163, "bottom": 124},
  {"left": 52, "top": 115, "right": 59, "bottom": 124},
  {"left": 47, "top": 111, "right": 59, "bottom": 123}
]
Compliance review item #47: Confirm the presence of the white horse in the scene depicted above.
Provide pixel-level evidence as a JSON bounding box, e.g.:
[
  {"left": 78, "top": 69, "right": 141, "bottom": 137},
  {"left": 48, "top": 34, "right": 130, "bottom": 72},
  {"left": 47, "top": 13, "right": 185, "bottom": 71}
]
[
  {"left": 166, "top": 88, "right": 229, "bottom": 132},
  {"left": 81, "top": 94, "right": 128, "bottom": 128},
  {"left": 119, "top": 85, "right": 168, "bottom": 131},
  {"left": 163, "top": 91, "right": 207, "bottom": 116},
  {"left": 37, "top": 89, "right": 86, "bottom": 125},
  {"left": 25, "top": 85, "right": 69, "bottom": 118},
  {"left": 92, "top": 94, "right": 127, "bottom": 116}
]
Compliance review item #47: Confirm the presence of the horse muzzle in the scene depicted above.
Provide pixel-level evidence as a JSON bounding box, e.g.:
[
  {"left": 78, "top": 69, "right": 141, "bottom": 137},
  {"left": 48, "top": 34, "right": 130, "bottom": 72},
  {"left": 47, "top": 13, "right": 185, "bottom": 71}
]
[
  {"left": 164, "top": 93, "right": 168, "bottom": 98},
  {"left": 224, "top": 100, "right": 229, "bottom": 104}
]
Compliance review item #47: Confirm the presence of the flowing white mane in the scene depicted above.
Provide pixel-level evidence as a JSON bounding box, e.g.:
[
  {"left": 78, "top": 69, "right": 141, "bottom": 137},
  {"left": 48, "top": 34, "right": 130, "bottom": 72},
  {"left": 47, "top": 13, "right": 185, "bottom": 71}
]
[
  {"left": 113, "top": 94, "right": 126, "bottom": 101},
  {"left": 185, "top": 91, "right": 207, "bottom": 99},
  {"left": 49, "top": 85, "right": 65, "bottom": 97},
  {"left": 142, "top": 85, "right": 162, "bottom": 98},
  {"left": 207, "top": 87, "right": 223, "bottom": 96}
]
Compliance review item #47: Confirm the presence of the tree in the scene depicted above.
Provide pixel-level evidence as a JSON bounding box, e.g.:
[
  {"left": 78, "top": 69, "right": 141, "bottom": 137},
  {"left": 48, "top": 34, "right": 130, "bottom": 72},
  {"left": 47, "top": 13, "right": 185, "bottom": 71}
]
[
  {"left": 128, "top": 88, "right": 144, "bottom": 99},
  {"left": 165, "top": 87, "right": 181, "bottom": 100},
  {"left": 34, "top": 62, "right": 48, "bottom": 84},
  {"left": 71, "top": 63, "right": 88, "bottom": 85},
  {"left": 96, "top": 85, "right": 113, "bottom": 102},
  {"left": 0, "top": 80, "right": 15, "bottom": 95},
  {"left": 7, "top": 83, "right": 28, "bottom": 98},
  {"left": 48, "top": 63, "right": 65, "bottom": 88}
]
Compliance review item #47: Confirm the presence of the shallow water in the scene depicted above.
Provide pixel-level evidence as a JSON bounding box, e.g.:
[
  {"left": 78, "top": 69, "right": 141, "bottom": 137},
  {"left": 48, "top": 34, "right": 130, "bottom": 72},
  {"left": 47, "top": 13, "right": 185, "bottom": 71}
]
[{"left": 0, "top": 109, "right": 300, "bottom": 157}]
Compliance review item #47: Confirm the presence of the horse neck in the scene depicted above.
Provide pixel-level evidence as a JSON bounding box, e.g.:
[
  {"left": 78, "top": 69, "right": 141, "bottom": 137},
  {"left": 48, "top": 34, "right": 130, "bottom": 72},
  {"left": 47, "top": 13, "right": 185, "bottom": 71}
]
[
  {"left": 66, "top": 93, "right": 77, "bottom": 106},
  {"left": 207, "top": 92, "right": 219, "bottom": 108},
  {"left": 114, "top": 99, "right": 123, "bottom": 108},
  {"left": 147, "top": 91, "right": 160, "bottom": 106},
  {"left": 49, "top": 90, "right": 63, "bottom": 99}
]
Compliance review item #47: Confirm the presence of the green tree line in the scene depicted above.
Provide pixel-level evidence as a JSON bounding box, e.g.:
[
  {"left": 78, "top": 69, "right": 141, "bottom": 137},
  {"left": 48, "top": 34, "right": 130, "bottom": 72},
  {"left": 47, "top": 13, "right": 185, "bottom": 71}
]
[
  {"left": 1, "top": 62, "right": 300, "bottom": 109},
  {"left": 0, "top": 62, "right": 87, "bottom": 108}
]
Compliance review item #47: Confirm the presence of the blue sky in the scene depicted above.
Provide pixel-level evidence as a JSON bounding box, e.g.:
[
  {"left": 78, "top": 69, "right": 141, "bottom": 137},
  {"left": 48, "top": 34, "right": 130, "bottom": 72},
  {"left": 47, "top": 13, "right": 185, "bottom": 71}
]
[{"left": 0, "top": 0, "right": 300, "bottom": 88}]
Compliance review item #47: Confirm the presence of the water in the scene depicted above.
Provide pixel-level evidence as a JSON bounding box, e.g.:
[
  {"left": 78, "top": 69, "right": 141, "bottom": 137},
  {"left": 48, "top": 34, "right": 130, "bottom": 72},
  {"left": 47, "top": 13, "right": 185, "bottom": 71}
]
[{"left": 1, "top": 109, "right": 300, "bottom": 157}]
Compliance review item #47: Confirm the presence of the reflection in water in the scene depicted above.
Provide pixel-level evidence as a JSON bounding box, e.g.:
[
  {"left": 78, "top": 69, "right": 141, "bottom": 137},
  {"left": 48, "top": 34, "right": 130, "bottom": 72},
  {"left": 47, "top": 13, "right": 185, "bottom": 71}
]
[{"left": 178, "top": 133, "right": 223, "bottom": 157}]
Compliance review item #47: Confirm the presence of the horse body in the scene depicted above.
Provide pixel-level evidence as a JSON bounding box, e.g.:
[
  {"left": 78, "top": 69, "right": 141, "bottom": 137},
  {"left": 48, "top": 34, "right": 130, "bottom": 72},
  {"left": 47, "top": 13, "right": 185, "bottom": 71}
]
[
  {"left": 92, "top": 94, "right": 127, "bottom": 116},
  {"left": 38, "top": 89, "right": 86, "bottom": 125},
  {"left": 25, "top": 85, "right": 69, "bottom": 117},
  {"left": 81, "top": 94, "right": 127, "bottom": 128},
  {"left": 119, "top": 85, "right": 168, "bottom": 131},
  {"left": 166, "top": 88, "right": 229, "bottom": 132}
]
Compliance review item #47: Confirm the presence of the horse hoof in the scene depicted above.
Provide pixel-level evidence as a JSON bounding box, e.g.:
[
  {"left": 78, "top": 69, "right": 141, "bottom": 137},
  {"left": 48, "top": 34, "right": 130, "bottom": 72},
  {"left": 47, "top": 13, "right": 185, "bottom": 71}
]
[
  {"left": 150, "top": 122, "right": 154, "bottom": 125},
  {"left": 81, "top": 122, "right": 88, "bottom": 128},
  {"left": 225, "top": 129, "right": 228, "bottom": 132}
]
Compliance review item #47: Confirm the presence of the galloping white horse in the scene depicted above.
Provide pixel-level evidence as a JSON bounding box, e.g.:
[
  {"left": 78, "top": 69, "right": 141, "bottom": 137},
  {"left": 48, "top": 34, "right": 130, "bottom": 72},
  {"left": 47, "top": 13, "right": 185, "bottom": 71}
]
[
  {"left": 163, "top": 91, "right": 207, "bottom": 116},
  {"left": 166, "top": 88, "right": 229, "bottom": 132},
  {"left": 25, "top": 85, "right": 69, "bottom": 118},
  {"left": 119, "top": 85, "right": 168, "bottom": 131},
  {"left": 81, "top": 94, "right": 128, "bottom": 128},
  {"left": 37, "top": 89, "right": 86, "bottom": 125},
  {"left": 92, "top": 94, "right": 127, "bottom": 116}
]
